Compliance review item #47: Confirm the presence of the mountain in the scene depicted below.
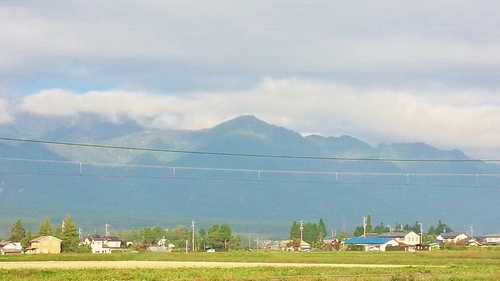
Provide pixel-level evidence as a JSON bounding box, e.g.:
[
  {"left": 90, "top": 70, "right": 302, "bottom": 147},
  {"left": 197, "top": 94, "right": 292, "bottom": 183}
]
[{"left": 0, "top": 115, "right": 499, "bottom": 236}]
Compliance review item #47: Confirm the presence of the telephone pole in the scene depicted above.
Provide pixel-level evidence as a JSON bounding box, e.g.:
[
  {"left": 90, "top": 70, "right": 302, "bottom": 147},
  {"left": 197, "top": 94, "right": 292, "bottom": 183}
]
[{"left": 191, "top": 220, "right": 195, "bottom": 251}]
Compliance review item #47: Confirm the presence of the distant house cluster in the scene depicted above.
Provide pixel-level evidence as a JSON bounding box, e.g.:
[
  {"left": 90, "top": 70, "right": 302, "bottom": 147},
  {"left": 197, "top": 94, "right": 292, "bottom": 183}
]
[
  {"left": 0, "top": 233, "right": 123, "bottom": 255},
  {"left": 342, "top": 231, "right": 500, "bottom": 252}
]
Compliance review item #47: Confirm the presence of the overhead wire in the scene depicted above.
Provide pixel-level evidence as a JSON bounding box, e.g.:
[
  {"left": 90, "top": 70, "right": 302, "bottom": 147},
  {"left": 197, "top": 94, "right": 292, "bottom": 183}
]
[
  {"left": 1, "top": 136, "right": 499, "bottom": 162},
  {"left": 1, "top": 137, "right": 500, "bottom": 189}
]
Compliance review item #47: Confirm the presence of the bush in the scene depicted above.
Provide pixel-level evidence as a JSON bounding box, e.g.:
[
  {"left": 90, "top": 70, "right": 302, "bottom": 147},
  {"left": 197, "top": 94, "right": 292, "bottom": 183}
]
[{"left": 386, "top": 246, "right": 405, "bottom": 251}]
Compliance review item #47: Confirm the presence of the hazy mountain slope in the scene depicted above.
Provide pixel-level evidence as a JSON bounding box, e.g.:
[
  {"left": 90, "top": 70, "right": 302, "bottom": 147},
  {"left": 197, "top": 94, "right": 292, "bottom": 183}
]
[{"left": 1, "top": 115, "right": 500, "bottom": 235}]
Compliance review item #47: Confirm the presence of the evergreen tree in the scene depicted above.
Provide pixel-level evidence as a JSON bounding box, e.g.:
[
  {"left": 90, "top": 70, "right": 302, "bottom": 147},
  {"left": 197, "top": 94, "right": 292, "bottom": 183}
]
[
  {"left": 366, "top": 215, "right": 373, "bottom": 233},
  {"left": 290, "top": 221, "right": 300, "bottom": 239},
  {"left": 8, "top": 220, "right": 25, "bottom": 242},
  {"left": 318, "top": 218, "right": 327, "bottom": 240},
  {"left": 427, "top": 225, "right": 437, "bottom": 236},
  {"left": 37, "top": 217, "right": 52, "bottom": 237},
  {"left": 59, "top": 215, "right": 80, "bottom": 253},
  {"left": 303, "top": 222, "right": 318, "bottom": 244}
]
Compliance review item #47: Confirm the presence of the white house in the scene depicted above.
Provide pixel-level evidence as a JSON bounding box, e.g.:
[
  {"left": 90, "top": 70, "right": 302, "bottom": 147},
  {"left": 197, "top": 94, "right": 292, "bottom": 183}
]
[
  {"left": 483, "top": 234, "right": 500, "bottom": 245},
  {"left": 0, "top": 241, "right": 23, "bottom": 255},
  {"left": 83, "top": 234, "right": 121, "bottom": 253},
  {"left": 436, "top": 232, "right": 469, "bottom": 245}
]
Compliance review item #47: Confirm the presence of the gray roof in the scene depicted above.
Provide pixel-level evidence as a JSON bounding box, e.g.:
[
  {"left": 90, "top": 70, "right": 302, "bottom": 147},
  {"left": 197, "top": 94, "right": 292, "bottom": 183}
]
[{"left": 379, "top": 231, "right": 413, "bottom": 238}]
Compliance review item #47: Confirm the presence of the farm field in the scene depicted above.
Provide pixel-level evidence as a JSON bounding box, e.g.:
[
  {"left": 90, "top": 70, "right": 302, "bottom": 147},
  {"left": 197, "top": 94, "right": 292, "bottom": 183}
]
[{"left": 1, "top": 250, "right": 500, "bottom": 280}]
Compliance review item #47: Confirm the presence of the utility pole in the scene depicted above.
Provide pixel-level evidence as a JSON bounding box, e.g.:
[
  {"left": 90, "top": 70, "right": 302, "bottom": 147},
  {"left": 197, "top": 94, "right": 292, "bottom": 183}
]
[
  {"left": 417, "top": 222, "right": 423, "bottom": 244},
  {"left": 363, "top": 217, "right": 367, "bottom": 237},
  {"left": 105, "top": 224, "right": 110, "bottom": 237},
  {"left": 191, "top": 220, "right": 195, "bottom": 251},
  {"left": 300, "top": 220, "right": 304, "bottom": 242}
]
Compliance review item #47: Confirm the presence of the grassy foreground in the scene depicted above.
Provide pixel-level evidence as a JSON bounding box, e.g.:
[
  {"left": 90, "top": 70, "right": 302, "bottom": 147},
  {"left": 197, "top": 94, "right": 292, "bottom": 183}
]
[{"left": 1, "top": 249, "right": 500, "bottom": 280}]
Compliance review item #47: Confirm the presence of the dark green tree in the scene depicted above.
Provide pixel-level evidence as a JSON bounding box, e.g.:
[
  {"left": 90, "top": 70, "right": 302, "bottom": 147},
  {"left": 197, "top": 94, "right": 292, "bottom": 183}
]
[
  {"left": 198, "top": 228, "right": 207, "bottom": 250},
  {"left": 219, "top": 224, "right": 232, "bottom": 249},
  {"left": 303, "top": 222, "right": 318, "bottom": 245},
  {"left": 20, "top": 231, "right": 33, "bottom": 249},
  {"left": 207, "top": 224, "right": 232, "bottom": 250},
  {"left": 8, "top": 220, "right": 25, "bottom": 242},
  {"left": 427, "top": 225, "right": 437, "bottom": 236},
  {"left": 366, "top": 216, "right": 373, "bottom": 233},
  {"left": 59, "top": 215, "right": 81, "bottom": 253},
  {"left": 37, "top": 217, "right": 53, "bottom": 237},
  {"left": 318, "top": 219, "right": 327, "bottom": 240},
  {"left": 290, "top": 221, "right": 300, "bottom": 239},
  {"left": 435, "top": 220, "right": 453, "bottom": 234}
]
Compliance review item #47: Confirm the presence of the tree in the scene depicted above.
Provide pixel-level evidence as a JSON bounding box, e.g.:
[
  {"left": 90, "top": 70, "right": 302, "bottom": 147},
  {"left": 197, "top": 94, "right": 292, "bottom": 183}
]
[
  {"left": 435, "top": 220, "right": 453, "bottom": 234},
  {"left": 303, "top": 222, "right": 318, "bottom": 245},
  {"left": 318, "top": 218, "right": 327, "bottom": 240},
  {"left": 290, "top": 221, "right": 300, "bottom": 239},
  {"left": 37, "top": 217, "right": 53, "bottom": 237},
  {"left": 219, "top": 224, "right": 232, "bottom": 249},
  {"left": 198, "top": 228, "right": 207, "bottom": 250},
  {"left": 59, "top": 215, "right": 81, "bottom": 253},
  {"left": 20, "top": 231, "right": 33, "bottom": 249},
  {"left": 8, "top": 220, "right": 25, "bottom": 242},
  {"left": 207, "top": 224, "right": 232, "bottom": 250}
]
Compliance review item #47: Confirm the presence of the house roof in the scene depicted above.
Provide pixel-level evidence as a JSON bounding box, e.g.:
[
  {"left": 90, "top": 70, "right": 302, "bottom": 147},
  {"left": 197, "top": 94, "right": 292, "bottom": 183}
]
[
  {"left": 30, "top": 236, "right": 62, "bottom": 242},
  {"left": 105, "top": 236, "right": 121, "bottom": 241},
  {"left": 379, "top": 231, "right": 415, "bottom": 238},
  {"left": 440, "top": 232, "right": 468, "bottom": 239},
  {"left": 0, "top": 241, "right": 13, "bottom": 247},
  {"left": 344, "top": 237, "right": 394, "bottom": 245},
  {"left": 484, "top": 233, "right": 500, "bottom": 238}
]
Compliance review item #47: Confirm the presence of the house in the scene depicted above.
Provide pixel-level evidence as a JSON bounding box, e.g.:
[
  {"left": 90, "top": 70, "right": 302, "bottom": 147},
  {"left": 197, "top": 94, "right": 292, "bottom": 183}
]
[
  {"left": 0, "top": 241, "right": 23, "bottom": 255},
  {"left": 436, "top": 232, "right": 469, "bottom": 245},
  {"left": 482, "top": 234, "right": 500, "bottom": 245},
  {"left": 25, "top": 236, "right": 61, "bottom": 254},
  {"left": 344, "top": 237, "right": 399, "bottom": 251},
  {"left": 378, "top": 231, "right": 421, "bottom": 245},
  {"left": 83, "top": 234, "right": 122, "bottom": 253}
]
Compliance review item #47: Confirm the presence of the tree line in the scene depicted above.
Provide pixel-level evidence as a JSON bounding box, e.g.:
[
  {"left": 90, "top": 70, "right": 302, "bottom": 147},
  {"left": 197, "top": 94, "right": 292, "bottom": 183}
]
[
  {"left": 4, "top": 215, "right": 88, "bottom": 253},
  {"left": 116, "top": 223, "right": 242, "bottom": 251},
  {"left": 2, "top": 217, "right": 243, "bottom": 252},
  {"left": 353, "top": 215, "right": 454, "bottom": 240}
]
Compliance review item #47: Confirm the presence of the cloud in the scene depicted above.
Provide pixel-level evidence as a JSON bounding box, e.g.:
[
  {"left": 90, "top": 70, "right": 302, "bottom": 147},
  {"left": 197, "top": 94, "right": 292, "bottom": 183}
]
[
  {"left": 0, "top": 98, "right": 13, "bottom": 123},
  {"left": 2, "top": 1, "right": 500, "bottom": 92},
  {"left": 18, "top": 79, "right": 500, "bottom": 158}
]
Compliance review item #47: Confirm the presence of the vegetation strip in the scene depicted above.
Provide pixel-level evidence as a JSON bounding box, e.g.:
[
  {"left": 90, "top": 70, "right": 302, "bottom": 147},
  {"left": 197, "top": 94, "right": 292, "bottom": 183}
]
[{"left": 0, "top": 261, "right": 425, "bottom": 269}]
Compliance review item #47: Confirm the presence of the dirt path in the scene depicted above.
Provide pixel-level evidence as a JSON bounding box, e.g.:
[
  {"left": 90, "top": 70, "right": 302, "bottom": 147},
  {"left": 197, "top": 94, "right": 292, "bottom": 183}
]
[{"left": 0, "top": 261, "right": 415, "bottom": 269}]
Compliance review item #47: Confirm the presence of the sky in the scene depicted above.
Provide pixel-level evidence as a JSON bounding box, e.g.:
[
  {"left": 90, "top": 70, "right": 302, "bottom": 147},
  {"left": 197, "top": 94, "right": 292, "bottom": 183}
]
[{"left": 1, "top": 1, "right": 500, "bottom": 159}]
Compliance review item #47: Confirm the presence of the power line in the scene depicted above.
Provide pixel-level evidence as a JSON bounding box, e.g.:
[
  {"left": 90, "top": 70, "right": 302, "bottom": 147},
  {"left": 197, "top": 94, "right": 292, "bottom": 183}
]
[{"left": 0, "top": 136, "right": 497, "bottom": 162}]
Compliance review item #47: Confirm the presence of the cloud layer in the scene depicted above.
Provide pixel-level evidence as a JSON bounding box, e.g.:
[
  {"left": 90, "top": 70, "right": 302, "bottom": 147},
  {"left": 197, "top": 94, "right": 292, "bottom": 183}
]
[
  {"left": 12, "top": 79, "right": 500, "bottom": 159},
  {"left": 1, "top": 1, "right": 500, "bottom": 159}
]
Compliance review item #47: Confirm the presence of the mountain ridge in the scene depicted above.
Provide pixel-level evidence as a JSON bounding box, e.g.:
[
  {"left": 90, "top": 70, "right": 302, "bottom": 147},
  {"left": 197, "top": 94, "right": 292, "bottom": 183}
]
[{"left": 0, "top": 115, "right": 499, "bottom": 235}]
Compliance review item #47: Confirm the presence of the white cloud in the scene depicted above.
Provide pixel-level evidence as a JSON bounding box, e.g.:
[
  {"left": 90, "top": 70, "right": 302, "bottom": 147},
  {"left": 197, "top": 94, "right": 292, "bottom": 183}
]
[
  {"left": 0, "top": 98, "right": 13, "bottom": 123},
  {"left": 18, "top": 79, "right": 500, "bottom": 158}
]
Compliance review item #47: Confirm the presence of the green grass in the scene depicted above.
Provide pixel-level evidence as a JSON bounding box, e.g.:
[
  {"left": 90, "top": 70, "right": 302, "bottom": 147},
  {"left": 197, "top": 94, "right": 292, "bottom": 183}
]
[{"left": 1, "top": 249, "right": 500, "bottom": 280}]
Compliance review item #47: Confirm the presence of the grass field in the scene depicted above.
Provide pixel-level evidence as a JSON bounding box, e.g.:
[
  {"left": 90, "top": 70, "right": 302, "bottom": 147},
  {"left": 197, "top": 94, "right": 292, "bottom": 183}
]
[{"left": 1, "top": 249, "right": 500, "bottom": 280}]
